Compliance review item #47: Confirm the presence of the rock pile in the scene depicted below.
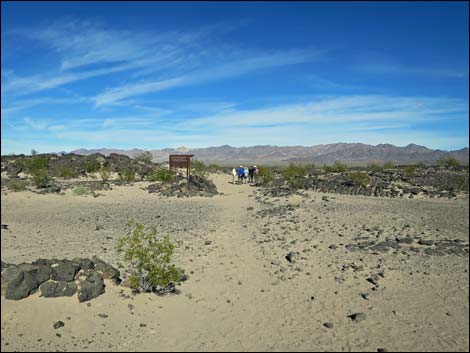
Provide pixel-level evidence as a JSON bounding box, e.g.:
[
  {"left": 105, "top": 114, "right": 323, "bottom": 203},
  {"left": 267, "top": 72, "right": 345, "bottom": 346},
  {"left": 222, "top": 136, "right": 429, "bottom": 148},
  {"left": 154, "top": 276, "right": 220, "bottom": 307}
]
[
  {"left": 1, "top": 256, "right": 121, "bottom": 302},
  {"left": 263, "top": 167, "right": 469, "bottom": 199},
  {"left": 148, "top": 175, "right": 218, "bottom": 197}
]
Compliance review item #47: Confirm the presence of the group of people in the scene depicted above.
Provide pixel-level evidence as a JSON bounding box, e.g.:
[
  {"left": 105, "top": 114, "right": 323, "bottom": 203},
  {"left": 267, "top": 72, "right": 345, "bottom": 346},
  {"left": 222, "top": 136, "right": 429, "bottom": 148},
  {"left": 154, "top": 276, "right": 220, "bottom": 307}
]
[{"left": 232, "top": 165, "right": 259, "bottom": 184}]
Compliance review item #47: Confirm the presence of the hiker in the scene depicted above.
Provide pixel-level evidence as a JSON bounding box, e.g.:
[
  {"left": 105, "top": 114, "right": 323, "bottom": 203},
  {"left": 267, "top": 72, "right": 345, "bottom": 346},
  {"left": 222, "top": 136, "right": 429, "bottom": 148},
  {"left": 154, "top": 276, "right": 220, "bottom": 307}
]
[
  {"left": 253, "top": 165, "right": 259, "bottom": 184},
  {"left": 248, "top": 166, "right": 255, "bottom": 183},
  {"left": 237, "top": 166, "right": 244, "bottom": 184},
  {"left": 232, "top": 167, "right": 237, "bottom": 184},
  {"left": 244, "top": 166, "right": 249, "bottom": 183}
]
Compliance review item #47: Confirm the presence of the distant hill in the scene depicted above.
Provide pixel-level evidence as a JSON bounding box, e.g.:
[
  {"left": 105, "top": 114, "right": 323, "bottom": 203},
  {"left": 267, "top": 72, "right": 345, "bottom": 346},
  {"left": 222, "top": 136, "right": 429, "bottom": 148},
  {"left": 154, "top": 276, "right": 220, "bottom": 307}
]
[{"left": 70, "top": 143, "right": 469, "bottom": 166}]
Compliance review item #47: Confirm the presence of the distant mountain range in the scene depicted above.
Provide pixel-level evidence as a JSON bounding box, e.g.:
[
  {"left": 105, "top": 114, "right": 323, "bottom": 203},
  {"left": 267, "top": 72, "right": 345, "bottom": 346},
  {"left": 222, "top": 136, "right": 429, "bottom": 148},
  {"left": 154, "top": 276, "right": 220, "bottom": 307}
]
[{"left": 70, "top": 143, "right": 469, "bottom": 166}]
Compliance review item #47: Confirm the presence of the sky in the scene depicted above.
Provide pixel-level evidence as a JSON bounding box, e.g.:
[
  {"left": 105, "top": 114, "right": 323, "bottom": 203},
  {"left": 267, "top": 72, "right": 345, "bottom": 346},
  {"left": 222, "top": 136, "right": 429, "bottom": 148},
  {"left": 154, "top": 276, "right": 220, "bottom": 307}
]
[{"left": 1, "top": 1, "right": 469, "bottom": 154}]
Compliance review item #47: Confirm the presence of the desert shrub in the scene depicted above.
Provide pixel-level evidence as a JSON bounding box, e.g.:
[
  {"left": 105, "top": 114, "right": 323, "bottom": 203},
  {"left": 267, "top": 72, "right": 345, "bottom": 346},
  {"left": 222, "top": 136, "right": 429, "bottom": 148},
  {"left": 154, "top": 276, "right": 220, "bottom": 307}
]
[
  {"left": 84, "top": 161, "right": 101, "bottom": 173},
  {"left": 72, "top": 185, "right": 91, "bottom": 196},
  {"left": 258, "top": 166, "right": 274, "bottom": 185},
  {"left": 403, "top": 165, "right": 416, "bottom": 177},
  {"left": 207, "top": 163, "right": 222, "bottom": 173},
  {"left": 148, "top": 168, "right": 176, "bottom": 183},
  {"left": 323, "top": 161, "right": 348, "bottom": 173},
  {"left": 116, "top": 219, "right": 184, "bottom": 293},
  {"left": 349, "top": 171, "right": 370, "bottom": 186},
  {"left": 119, "top": 168, "right": 136, "bottom": 183},
  {"left": 99, "top": 165, "right": 111, "bottom": 181},
  {"left": 367, "top": 163, "right": 383, "bottom": 172},
  {"left": 282, "top": 163, "right": 306, "bottom": 179},
  {"left": 304, "top": 163, "right": 316, "bottom": 175},
  {"left": 24, "top": 156, "right": 51, "bottom": 188},
  {"left": 191, "top": 160, "right": 208, "bottom": 177},
  {"left": 437, "top": 157, "right": 461, "bottom": 169},
  {"left": 54, "top": 165, "right": 79, "bottom": 179},
  {"left": 383, "top": 161, "right": 395, "bottom": 169},
  {"left": 135, "top": 151, "right": 153, "bottom": 164},
  {"left": 9, "top": 179, "right": 28, "bottom": 191}
]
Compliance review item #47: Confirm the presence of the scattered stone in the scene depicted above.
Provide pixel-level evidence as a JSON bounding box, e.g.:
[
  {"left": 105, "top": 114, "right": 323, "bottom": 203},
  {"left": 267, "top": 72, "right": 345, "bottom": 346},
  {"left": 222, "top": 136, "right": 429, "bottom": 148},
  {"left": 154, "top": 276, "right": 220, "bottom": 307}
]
[
  {"left": 1, "top": 224, "right": 9, "bottom": 230},
  {"left": 204, "top": 240, "right": 212, "bottom": 246},
  {"left": 418, "top": 239, "right": 434, "bottom": 246},
  {"left": 53, "top": 321, "right": 65, "bottom": 329},
  {"left": 366, "top": 275, "right": 380, "bottom": 286},
  {"left": 285, "top": 252, "right": 295, "bottom": 263},
  {"left": 98, "top": 314, "right": 108, "bottom": 318},
  {"left": 349, "top": 313, "right": 367, "bottom": 322},
  {"left": 323, "top": 322, "right": 334, "bottom": 329}
]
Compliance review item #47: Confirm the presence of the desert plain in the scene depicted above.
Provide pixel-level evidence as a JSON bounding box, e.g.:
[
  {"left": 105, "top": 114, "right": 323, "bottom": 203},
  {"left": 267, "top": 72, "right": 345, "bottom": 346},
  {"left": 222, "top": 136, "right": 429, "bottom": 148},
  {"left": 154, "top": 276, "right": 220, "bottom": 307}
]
[{"left": 1, "top": 172, "right": 469, "bottom": 352}]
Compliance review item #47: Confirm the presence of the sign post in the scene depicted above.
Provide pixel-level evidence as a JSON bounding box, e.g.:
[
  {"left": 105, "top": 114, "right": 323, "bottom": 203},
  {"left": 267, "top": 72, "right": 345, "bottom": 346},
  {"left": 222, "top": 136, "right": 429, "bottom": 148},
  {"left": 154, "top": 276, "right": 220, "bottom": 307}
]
[{"left": 169, "top": 154, "right": 194, "bottom": 182}]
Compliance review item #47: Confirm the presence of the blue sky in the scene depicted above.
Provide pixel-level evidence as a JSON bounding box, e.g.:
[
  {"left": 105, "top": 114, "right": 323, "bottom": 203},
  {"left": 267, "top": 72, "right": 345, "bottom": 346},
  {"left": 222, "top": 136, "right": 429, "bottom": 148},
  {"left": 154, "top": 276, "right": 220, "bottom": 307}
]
[{"left": 1, "top": 1, "right": 469, "bottom": 154}]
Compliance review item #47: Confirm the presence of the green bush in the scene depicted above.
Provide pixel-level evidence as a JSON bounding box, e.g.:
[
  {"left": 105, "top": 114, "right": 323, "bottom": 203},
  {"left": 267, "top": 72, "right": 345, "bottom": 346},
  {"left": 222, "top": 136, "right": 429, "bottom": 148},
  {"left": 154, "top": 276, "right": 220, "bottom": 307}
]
[
  {"left": 99, "top": 165, "right": 111, "bottom": 181},
  {"left": 148, "top": 168, "right": 176, "bottom": 183},
  {"left": 72, "top": 185, "right": 91, "bottom": 196},
  {"left": 437, "top": 157, "right": 460, "bottom": 169},
  {"left": 31, "top": 149, "right": 38, "bottom": 156},
  {"left": 116, "top": 220, "right": 184, "bottom": 293},
  {"left": 367, "top": 163, "right": 383, "bottom": 172},
  {"left": 282, "top": 163, "right": 306, "bottom": 179},
  {"left": 304, "top": 163, "right": 316, "bottom": 175},
  {"left": 403, "top": 165, "right": 416, "bottom": 177},
  {"left": 135, "top": 151, "right": 153, "bottom": 164},
  {"left": 84, "top": 161, "right": 101, "bottom": 173},
  {"left": 9, "top": 179, "right": 28, "bottom": 192},
  {"left": 119, "top": 168, "right": 135, "bottom": 183},
  {"left": 349, "top": 171, "right": 370, "bottom": 186},
  {"left": 323, "top": 161, "right": 348, "bottom": 173},
  {"left": 258, "top": 166, "right": 274, "bottom": 185},
  {"left": 383, "top": 162, "right": 395, "bottom": 169},
  {"left": 54, "top": 165, "right": 79, "bottom": 179},
  {"left": 191, "top": 160, "right": 208, "bottom": 177},
  {"left": 24, "top": 156, "right": 51, "bottom": 188},
  {"left": 207, "top": 163, "right": 222, "bottom": 173}
]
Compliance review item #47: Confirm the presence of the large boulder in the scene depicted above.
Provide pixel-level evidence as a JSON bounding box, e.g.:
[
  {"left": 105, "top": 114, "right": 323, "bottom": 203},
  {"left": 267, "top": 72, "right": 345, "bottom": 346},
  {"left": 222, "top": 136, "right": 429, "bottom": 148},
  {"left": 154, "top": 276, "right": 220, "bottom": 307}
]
[
  {"left": 51, "top": 260, "right": 81, "bottom": 281},
  {"left": 77, "top": 271, "right": 105, "bottom": 302},
  {"left": 40, "top": 280, "right": 77, "bottom": 297},
  {"left": 91, "top": 256, "right": 120, "bottom": 280},
  {"left": 3, "top": 267, "right": 40, "bottom": 300}
]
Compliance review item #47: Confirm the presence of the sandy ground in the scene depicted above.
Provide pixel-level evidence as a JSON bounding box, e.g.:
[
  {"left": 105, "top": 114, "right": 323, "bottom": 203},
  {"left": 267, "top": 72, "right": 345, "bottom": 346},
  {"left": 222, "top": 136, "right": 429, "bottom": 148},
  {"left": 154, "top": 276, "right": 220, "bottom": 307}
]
[{"left": 1, "top": 173, "right": 469, "bottom": 352}]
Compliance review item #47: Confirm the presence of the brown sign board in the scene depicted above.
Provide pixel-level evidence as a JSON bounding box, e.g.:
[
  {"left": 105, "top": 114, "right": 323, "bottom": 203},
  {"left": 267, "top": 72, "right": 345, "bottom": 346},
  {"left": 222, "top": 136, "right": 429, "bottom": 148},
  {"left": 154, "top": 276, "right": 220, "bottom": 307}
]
[{"left": 169, "top": 154, "right": 194, "bottom": 179}]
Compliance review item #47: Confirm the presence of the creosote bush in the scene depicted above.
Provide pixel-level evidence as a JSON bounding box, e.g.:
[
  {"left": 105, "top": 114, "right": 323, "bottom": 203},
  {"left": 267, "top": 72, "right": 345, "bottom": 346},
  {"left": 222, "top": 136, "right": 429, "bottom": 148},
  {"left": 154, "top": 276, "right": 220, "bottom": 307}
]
[
  {"left": 191, "top": 160, "right": 208, "bottom": 178},
  {"left": 323, "top": 161, "right": 348, "bottom": 173},
  {"left": 258, "top": 165, "right": 274, "bottom": 185},
  {"left": 348, "top": 171, "right": 370, "bottom": 186},
  {"left": 148, "top": 168, "right": 176, "bottom": 183},
  {"left": 99, "top": 165, "right": 111, "bottom": 181},
  {"left": 9, "top": 179, "right": 28, "bottom": 192},
  {"left": 437, "top": 157, "right": 460, "bottom": 169},
  {"left": 135, "top": 151, "right": 153, "bottom": 164},
  {"left": 116, "top": 220, "right": 184, "bottom": 293},
  {"left": 383, "top": 162, "right": 395, "bottom": 169},
  {"left": 367, "top": 163, "right": 383, "bottom": 172},
  {"left": 24, "top": 156, "right": 51, "bottom": 188},
  {"left": 119, "top": 168, "right": 136, "bottom": 183},
  {"left": 72, "top": 185, "right": 91, "bottom": 196},
  {"left": 403, "top": 165, "right": 416, "bottom": 177}
]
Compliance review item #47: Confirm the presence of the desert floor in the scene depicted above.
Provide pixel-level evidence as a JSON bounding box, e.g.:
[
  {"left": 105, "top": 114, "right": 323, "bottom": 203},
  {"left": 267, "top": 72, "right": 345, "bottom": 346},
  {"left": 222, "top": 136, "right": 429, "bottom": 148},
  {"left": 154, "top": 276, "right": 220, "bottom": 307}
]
[{"left": 1, "top": 174, "right": 469, "bottom": 352}]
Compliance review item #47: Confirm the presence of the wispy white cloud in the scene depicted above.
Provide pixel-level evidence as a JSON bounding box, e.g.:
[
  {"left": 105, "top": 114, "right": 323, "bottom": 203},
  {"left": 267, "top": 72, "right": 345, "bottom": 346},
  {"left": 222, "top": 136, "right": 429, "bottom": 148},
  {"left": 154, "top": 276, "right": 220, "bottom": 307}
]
[{"left": 93, "top": 49, "right": 324, "bottom": 106}]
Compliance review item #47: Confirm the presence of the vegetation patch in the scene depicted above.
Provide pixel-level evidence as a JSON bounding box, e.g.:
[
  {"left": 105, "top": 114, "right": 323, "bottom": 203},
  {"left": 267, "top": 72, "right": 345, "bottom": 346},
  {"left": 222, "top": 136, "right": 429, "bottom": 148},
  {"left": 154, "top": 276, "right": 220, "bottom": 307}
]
[{"left": 116, "top": 220, "right": 185, "bottom": 293}]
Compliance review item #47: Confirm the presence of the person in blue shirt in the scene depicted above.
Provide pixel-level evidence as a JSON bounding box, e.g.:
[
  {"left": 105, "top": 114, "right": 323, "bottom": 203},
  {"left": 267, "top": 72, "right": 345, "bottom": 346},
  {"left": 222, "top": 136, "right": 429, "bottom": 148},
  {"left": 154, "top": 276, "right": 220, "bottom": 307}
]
[{"left": 237, "top": 166, "right": 244, "bottom": 184}]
